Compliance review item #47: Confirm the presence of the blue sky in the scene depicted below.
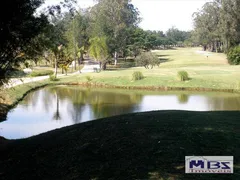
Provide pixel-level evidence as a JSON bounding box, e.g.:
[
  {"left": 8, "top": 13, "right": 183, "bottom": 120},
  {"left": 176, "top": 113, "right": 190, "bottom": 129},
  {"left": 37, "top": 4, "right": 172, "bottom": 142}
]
[{"left": 44, "top": 0, "right": 211, "bottom": 32}]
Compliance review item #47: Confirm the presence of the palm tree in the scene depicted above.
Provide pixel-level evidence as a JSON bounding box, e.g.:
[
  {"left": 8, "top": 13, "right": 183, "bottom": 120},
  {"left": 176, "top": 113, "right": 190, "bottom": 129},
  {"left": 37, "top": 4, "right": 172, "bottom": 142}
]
[{"left": 89, "top": 36, "right": 109, "bottom": 70}]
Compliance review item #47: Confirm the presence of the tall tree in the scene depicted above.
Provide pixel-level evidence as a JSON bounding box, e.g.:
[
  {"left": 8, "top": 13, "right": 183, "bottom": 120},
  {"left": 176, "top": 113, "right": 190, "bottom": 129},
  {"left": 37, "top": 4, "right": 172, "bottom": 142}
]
[
  {"left": 0, "top": 0, "right": 48, "bottom": 84},
  {"left": 89, "top": 0, "right": 140, "bottom": 65},
  {"left": 193, "top": 1, "right": 221, "bottom": 52},
  {"left": 192, "top": 0, "right": 240, "bottom": 52},
  {"left": 220, "top": 0, "right": 240, "bottom": 50},
  {"left": 65, "top": 10, "right": 89, "bottom": 70}
]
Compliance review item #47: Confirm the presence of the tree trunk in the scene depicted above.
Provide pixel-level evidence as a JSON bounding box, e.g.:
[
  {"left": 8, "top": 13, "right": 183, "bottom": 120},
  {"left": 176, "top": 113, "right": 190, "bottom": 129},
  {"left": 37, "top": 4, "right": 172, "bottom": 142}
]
[
  {"left": 216, "top": 41, "right": 219, "bottom": 53},
  {"left": 80, "top": 50, "right": 84, "bottom": 61},
  {"left": 74, "top": 55, "right": 77, "bottom": 71},
  {"left": 203, "top": 45, "right": 207, "bottom": 51},
  {"left": 65, "top": 68, "right": 67, "bottom": 75},
  {"left": 54, "top": 57, "right": 57, "bottom": 78},
  {"left": 101, "top": 61, "right": 108, "bottom": 70},
  {"left": 210, "top": 43, "right": 214, "bottom": 52},
  {"left": 114, "top": 51, "right": 118, "bottom": 66},
  {"left": 226, "top": 38, "right": 229, "bottom": 52}
]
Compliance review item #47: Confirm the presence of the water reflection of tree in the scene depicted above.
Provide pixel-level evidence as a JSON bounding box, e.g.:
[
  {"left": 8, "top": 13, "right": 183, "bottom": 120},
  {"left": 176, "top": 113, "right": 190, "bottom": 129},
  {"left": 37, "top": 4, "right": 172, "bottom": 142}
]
[
  {"left": 67, "top": 89, "right": 89, "bottom": 123},
  {"left": 42, "top": 90, "right": 55, "bottom": 113},
  {"left": 20, "top": 90, "right": 41, "bottom": 110},
  {"left": 52, "top": 92, "right": 61, "bottom": 121},
  {"left": 89, "top": 92, "right": 143, "bottom": 119},
  {"left": 50, "top": 87, "right": 143, "bottom": 123},
  {"left": 24, "top": 86, "right": 144, "bottom": 123},
  {"left": 45, "top": 87, "right": 62, "bottom": 121},
  {"left": 207, "top": 96, "right": 240, "bottom": 111},
  {"left": 177, "top": 94, "right": 189, "bottom": 104},
  {"left": 20, "top": 89, "right": 55, "bottom": 113}
]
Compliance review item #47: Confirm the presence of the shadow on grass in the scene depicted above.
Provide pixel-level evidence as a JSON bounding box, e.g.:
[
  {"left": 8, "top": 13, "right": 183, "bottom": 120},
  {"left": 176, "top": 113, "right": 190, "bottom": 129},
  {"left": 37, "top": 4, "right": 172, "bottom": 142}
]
[
  {"left": 156, "top": 54, "right": 169, "bottom": 57},
  {"left": 104, "top": 68, "right": 130, "bottom": 71},
  {"left": 0, "top": 111, "right": 239, "bottom": 180},
  {"left": 157, "top": 47, "right": 178, "bottom": 50},
  {"left": 159, "top": 58, "right": 174, "bottom": 64}
]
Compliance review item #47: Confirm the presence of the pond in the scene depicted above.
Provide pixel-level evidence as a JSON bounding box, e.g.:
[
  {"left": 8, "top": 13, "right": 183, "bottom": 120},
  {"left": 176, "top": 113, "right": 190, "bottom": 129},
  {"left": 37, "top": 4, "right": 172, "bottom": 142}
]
[{"left": 1, "top": 85, "right": 240, "bottom": 139}]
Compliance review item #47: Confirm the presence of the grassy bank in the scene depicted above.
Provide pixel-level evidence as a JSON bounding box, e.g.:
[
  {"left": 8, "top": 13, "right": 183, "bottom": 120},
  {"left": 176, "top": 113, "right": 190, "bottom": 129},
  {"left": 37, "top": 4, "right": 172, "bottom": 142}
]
[
  {"left": 1, "top": 110, "right": 239, "bottom": 180},
  {"left": 1, "top": 48, "right": 240, "bottom": 120}
]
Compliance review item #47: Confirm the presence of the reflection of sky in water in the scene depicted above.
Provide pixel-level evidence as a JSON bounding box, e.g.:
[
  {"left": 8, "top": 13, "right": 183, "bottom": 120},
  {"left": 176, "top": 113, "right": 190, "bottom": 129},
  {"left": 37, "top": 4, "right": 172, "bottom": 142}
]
[
  {"left": 137, "top": 96, "right": 209, "bottom": 112},
  {"left": 1, "top": 87, "right": 240, "bottom": 139}
]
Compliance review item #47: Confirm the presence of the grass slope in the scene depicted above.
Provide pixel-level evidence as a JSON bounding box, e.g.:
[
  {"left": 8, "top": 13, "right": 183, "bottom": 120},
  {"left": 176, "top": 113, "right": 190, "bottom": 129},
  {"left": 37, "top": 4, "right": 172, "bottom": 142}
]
[
  {"left": 1, "top": 48, "right": 240, "bottom": 108},
  {"left": 0, "top": 111, "right": 239, "bottom": 180}
]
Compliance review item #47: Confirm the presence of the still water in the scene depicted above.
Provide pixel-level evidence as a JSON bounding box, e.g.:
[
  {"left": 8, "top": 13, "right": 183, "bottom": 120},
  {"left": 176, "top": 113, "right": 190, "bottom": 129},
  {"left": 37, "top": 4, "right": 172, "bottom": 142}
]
[{"left": 1, "top": 85, "right": 240, "bottom": 139}]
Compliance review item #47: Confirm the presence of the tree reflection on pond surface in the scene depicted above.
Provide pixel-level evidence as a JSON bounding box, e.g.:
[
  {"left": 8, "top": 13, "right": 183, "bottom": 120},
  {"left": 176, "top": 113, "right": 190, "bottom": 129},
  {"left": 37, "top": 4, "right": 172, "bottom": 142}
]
[{"left": 1, "top": 85, "right": 240, "bottom": 139}]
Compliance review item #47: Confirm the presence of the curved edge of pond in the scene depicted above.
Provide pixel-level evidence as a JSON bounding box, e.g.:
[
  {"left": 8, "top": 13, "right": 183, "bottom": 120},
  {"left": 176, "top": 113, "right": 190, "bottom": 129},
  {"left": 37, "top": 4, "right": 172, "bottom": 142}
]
[{"left": 1, "top": 81, "right": 240, "bottom": 122}]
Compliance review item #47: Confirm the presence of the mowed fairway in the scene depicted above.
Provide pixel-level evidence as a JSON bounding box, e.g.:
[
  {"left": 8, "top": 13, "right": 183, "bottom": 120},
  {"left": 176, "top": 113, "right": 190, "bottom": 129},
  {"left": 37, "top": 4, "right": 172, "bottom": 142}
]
[{"left": 69, "top": 48, "right": 240, "bottom": 90}]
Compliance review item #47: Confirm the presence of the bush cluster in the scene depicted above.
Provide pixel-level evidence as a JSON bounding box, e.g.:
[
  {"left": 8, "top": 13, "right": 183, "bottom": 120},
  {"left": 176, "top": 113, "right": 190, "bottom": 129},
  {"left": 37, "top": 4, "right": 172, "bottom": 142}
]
[
  {"left": 177, "top": 71, "right": 189, "bottom": 81},
  {"left": 136, "top": 52, "right": 160, "bottom": 69},
  {"left": 227, "top": 46, "right": 240, "bottom": 65},
  {"left": 85, "top": 76, "right": 93, "bottom": 82},
  {"left": 132, "top": 71, "right": 144, "bottom": 81},
  {"left": 49, "top": 74, "right": 58, "bottom": 81}
]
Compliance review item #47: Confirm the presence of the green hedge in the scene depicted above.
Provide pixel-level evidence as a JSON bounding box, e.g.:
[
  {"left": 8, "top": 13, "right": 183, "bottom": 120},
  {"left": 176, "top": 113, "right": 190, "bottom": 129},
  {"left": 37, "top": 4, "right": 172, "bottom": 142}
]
[{"left": 30, "top": 70, "right": 54, "bottom": 77}]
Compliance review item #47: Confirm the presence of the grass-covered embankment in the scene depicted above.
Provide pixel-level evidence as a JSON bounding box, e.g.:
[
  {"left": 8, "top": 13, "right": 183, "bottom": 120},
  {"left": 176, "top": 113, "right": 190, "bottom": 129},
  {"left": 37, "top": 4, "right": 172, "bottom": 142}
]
[
  {"left": 0, "top": 110, "right": 239, "bottom": 180},
  {"left": 1, "top": 48, "right": 240, "bottom": 120}
]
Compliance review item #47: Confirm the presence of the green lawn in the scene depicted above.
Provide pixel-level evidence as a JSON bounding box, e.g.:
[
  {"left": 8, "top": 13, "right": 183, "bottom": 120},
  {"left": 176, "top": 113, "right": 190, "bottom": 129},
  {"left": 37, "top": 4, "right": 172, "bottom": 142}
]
[{"left": 60, "top": 48, "right": 240, "bottom": 90}]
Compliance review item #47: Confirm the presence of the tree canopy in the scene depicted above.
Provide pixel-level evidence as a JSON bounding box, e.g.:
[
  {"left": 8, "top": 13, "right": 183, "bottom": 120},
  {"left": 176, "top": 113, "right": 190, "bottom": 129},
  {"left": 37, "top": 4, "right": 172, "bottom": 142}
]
[
  {"left": 192, "top": 0, "right": 240, "bottom": 52},
  {"left": 0, "top": 0, "right": 48, "bottom": 79}
]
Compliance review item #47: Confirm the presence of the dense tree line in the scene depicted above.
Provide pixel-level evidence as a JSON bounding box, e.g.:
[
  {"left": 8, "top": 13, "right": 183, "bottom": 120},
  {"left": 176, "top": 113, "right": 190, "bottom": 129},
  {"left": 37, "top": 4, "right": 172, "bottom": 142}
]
[{"left": 192, "top": 0, "right": 240, "bottom": 52}]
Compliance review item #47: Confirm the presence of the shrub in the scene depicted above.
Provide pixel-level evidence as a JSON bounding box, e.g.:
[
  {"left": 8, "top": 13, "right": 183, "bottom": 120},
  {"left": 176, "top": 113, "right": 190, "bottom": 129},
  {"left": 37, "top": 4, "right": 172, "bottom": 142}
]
[
  {"left": 30, "top": 70, "right": 54, "bottom": 77},
  {"left": 136, "top": 52, "right": 160, "bottom": 69},
  {"left": 177, "top": 71, "right": 189, "bottom": 81},
  {"left": 132, "top": 71, "right": 144, "bottom": 81},
  {"left": 85, "top": 76, "right": 93, "bottom": 82},
  {"left": 49, "top": 74, "right": 58, "bottom": 81},
  {"left": 227, "top": 46, "right": 240, "bottom": 65}
]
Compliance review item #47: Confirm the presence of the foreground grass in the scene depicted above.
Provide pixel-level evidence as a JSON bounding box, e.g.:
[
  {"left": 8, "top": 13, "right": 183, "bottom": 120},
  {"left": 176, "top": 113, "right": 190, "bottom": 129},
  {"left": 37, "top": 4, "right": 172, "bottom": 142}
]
[{"left": 0, "top": 110, "right": 239, "bottom": 180}]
